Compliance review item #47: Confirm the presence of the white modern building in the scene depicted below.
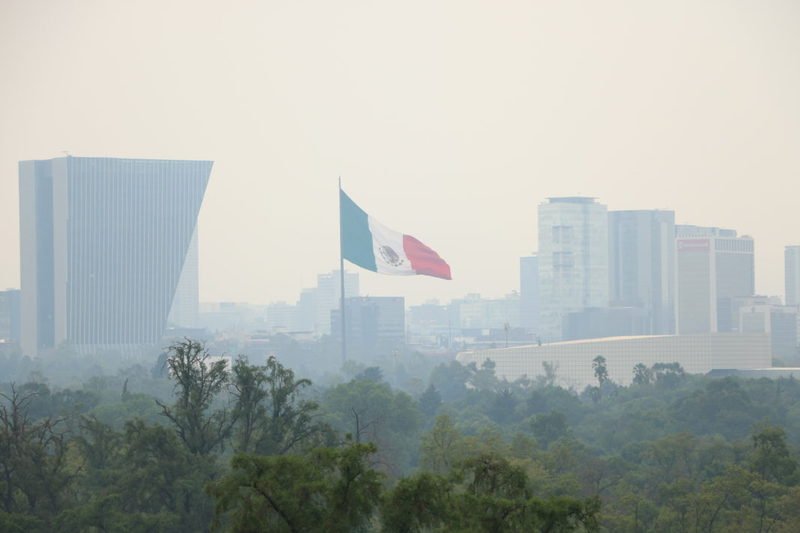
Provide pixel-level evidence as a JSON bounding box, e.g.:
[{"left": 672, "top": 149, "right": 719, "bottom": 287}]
[
  {"left": 538, "top": 197, "right": 608, "bottom": 342},
  {"left": 457, "top": 333, "right": 771, "bottom": 390},
  {"left": 675, "top": 226, "right": 755, "bottom": 334}
]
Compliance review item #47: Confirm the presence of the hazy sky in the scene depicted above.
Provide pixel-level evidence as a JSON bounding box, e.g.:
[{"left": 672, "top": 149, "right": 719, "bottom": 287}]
[{"left": 1, "top": 0, "right": 798, "bottom": 306}]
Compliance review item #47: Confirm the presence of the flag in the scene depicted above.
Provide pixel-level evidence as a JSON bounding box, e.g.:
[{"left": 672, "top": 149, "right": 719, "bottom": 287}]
[{"left": 340, "top": 189, "right": 451, "bottom": 280}]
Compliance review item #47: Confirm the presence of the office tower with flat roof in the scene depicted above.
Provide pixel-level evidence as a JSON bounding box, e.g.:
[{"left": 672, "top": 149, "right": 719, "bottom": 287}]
[
  {"left": 312, "top": 270, "right": 359, "bottom": 336},
  {"left": 332, "top": 296, "right": 405, "bottom": 360},
  {"left": 608, "top": 210, "right": 676, "bottom": 334},
  {"left": 786, "top": 246, "right": 800, "bottom": 306},
  {"left": 675, "top": 225, "right": 755, "bottom": 334},
  {"left": 520, "top": 255, "right": 539, "bottom": 335},
  {"left": 538, "top": 197, "right": 608, "bottom": 341},
  {"left": 19, "top": 156, "right": 211, "bottom": 356}
]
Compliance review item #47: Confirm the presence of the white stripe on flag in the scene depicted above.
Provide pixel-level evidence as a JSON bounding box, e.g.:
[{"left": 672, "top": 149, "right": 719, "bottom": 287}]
[{"left": 368, "top": 217, "right": 415, "bottom": 275}]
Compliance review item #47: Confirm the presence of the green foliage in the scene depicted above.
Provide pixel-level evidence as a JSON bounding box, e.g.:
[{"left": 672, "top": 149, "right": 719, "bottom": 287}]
[
  {"left": 323, "top": 377, "right": 422, "bottom": 475},
  {"left": 9, "top": 342, "right": 800, "bottom": 531},
  {"left": 418, "top": 384, "right": 442, "bottom": 418},
  {"left": 157, "top": 339, "right": 235, "bottom": 455},
  {"left": 0, "top": 385, "right": 71, "bottom": 530},
  {"left": 209, "top": 443, "right": 383, "bottom": 532},
  {"left": 231, "top": 355, "right": 328, "bottom": 455},
  {"left": 531, "top": 411, "right": 569, "bottom": 449}
]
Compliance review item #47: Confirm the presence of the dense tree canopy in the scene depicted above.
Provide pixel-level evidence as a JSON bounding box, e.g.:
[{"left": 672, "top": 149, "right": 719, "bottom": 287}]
[{"left": 3, "top": 340, "right": 800, "bottom": 531}]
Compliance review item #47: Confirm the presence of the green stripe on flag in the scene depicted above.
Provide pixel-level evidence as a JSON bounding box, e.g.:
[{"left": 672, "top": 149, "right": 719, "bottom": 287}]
[{"left": 340, "top": 190, "right": 377, "bottom": 272}]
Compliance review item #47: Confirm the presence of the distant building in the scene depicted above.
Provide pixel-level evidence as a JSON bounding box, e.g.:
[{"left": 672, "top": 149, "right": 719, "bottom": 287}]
[
  {"left": 449, "top": 293, "right": 520, "bottom": 331},
  {"left": 786, "top": 246, "right": 800, "bottom": 306},
  {"left": 265, "top": 301, "right": 296, "bottom": 332},
  {"left": 519, "top": 255, "right": 539, "bottom": 335},
  {"left": 293, "top": 288, "right": 318, "bottom": 332},
  {"left": 538, "top": 197, "right": 608, "bottom": 341},
  {"left": 332, "top": 296, "right": 405, "bottom": 359},
  {"left": 737, "top": 300, "right": 798, "bottom": 359},
  {"left": 563, "top": 307, "right": 650, "bottom": 341},
  {"left": 608, "top": 210, "right": 675, "bottom": 334},
  {"left": 19, "top": 157, "right": 211, "bottom": 356},
  {"left": 675, "top": 226, "right": 754, "bottom": 334},
  {"left": 457, "top": 333, "right": 771, "bottom": 389},
  {"left": 0, "top": 289, "right": 21, "bottom": 343},
  {"left": 313, "top": 270, "right": 359, "bottom": 336}
]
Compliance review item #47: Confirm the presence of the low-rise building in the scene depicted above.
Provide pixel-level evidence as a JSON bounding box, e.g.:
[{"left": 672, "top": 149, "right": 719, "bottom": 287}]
[{"left": 457, "top": 333, "right": 771, "bottom": 390}]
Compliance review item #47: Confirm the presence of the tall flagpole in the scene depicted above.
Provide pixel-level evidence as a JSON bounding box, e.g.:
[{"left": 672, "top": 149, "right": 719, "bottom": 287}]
[{"left": 338, "top": 177, "right": 347, "bottom": 365}]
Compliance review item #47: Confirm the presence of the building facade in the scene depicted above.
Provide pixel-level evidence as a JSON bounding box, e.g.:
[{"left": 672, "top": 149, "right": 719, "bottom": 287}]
[
  {"left": 608, "top": 210, "right": 675, "bottom": 334},
  {"left": 538, "top": 197, "right": 608, "bottom": 341},
  {"left": 332, "top": 296, "right": 405, "bottom": 360},
  {"left": 457, "top": 333, "right": 771, "bottom": 390},
  {"left": 786, "top": 246, "right": 800, "bottom": 307},
  {"left": 519, "top": 255, "right": 539, "bottom": 335},
  {"left": 19, "top": 157, "right": 211, "bottom": 356},
  {"left": 313, "top": 270, "right": 359, "bottom": 336},
  {"left": 675, "top": 226, "right": 755, "bottom": 334},
  {"left": 0, "top": 289, "right": 21, "bottom": 343}
]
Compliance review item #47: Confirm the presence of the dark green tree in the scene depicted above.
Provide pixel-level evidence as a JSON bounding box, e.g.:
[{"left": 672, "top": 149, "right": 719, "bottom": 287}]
[
  {"left": 592, "top": 356, "right": 608, "bottom": 387},
  {"left": 232, "top": 355, "right": 327, "bottom": 455},
  {"left": 418, "top": 384, "right": 442, "bottom": 418},
  {"left": 209, "top": 443, "right": 382, "bottom": 532},
  {"left": 156, "top": 339, "right": 235, "bottom": 455},
  {"left": 632, "top": 363, "right": 653, "bottom": 386}
]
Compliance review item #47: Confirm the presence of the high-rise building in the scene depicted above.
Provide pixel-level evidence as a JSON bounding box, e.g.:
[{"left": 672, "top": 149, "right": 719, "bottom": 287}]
[
  {"left": 737, "top": 298, "right": 798, "bottom": 359},
  {"left": 538, "top": 197, "right": 608, "bottom": 341},
  {"left": 519, "top": 255, "right": 539, "bottom": 335},
  {"left": 312, "top": 270, "right": 359, "bottom": 336},
  {"left": 167, "top": 229, "right": 199, "bottom": 328},
  {"left": 0, "top": 289, "right": 21, "bottom": 343},
  {"left": 786, "top": 246, "right": 800, "bottom": 307},
  {"left": 332, "top": 296, "right": 405, "bottom": 360},
  {"left": 675, "top": 226, "right": 755, "bottom": 334},
  {"left": 19, "top": 156, "right": 211, "bottom": 356},
  {"left": 608, "top": 210, "right": 676, "bottom": 334}
]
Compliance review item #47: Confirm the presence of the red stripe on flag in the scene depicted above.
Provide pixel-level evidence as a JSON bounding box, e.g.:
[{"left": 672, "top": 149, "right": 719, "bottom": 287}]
[{"left": 403, "top": 235, "right": 451, "bottom": 280}]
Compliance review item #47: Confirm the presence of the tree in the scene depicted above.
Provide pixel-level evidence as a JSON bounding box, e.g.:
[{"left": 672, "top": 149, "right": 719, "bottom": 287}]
[
  {"left": 62, "top": 419, "right": 215, "bottom": 533},
  {"left": 209, "top": 443, "right": 382, "bottom": 532},
  {"left": 531, "top": 411, "right": 569, "bottom": 448},
  {"left": 750, "top": 426, "right": 797, "bottom": 484},
  {"left": 323, "top": 379, "right": 421, "bottom": 475},
  {"left": 632, "top": 363, "right": 653, "bottom": 386},
  {"left": 420, "top": 414, "right": 463, "bottom": 474},
  {"left": 382, "top": 472, "right": 452, "bottom": 532},
  {"left": 231, "top": 356, "right": 327, "bottom": 456},
  {"left": 0, "top": 384, "right": 71, "bottom": 528},
  {"left": 230, "top": 357, "right": 268, "bottom": 453},
  {"left": 652, "top": 362, "right": 686, "bottom": 388},
  {"left": 418, "top": 384, "right": 442, "bottom": 418},
  {"left": 593, "top": 356, "right": 608, "bottom": 387},
  {"left": 156, "top": 339, "right": 235, "bottom": 455}
]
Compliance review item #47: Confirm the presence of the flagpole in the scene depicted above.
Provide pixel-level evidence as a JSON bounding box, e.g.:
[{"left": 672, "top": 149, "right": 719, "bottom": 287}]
[{"left": 338, "top": 177, "right": 347, "bottom": 365}]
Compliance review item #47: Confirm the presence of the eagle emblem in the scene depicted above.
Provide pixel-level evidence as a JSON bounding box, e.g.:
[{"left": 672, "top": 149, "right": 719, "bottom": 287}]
[{"left": 379, "top": 245, "right": 404, "bottom": 267}]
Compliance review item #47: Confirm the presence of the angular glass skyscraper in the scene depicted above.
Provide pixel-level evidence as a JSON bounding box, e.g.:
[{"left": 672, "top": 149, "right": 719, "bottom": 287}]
[{"left": 19, "top": 157, "right": 212, "bottom": 356}]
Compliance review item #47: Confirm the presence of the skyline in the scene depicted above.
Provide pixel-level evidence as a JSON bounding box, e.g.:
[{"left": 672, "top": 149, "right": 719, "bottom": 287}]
[{"left": 1, "top": 1, "right": 799, "bottom": 306}]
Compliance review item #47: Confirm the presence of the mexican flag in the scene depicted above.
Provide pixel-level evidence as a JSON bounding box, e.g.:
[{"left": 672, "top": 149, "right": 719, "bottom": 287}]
[{"left": 340, "top": 189, "right": 452, "bottom": 280}]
